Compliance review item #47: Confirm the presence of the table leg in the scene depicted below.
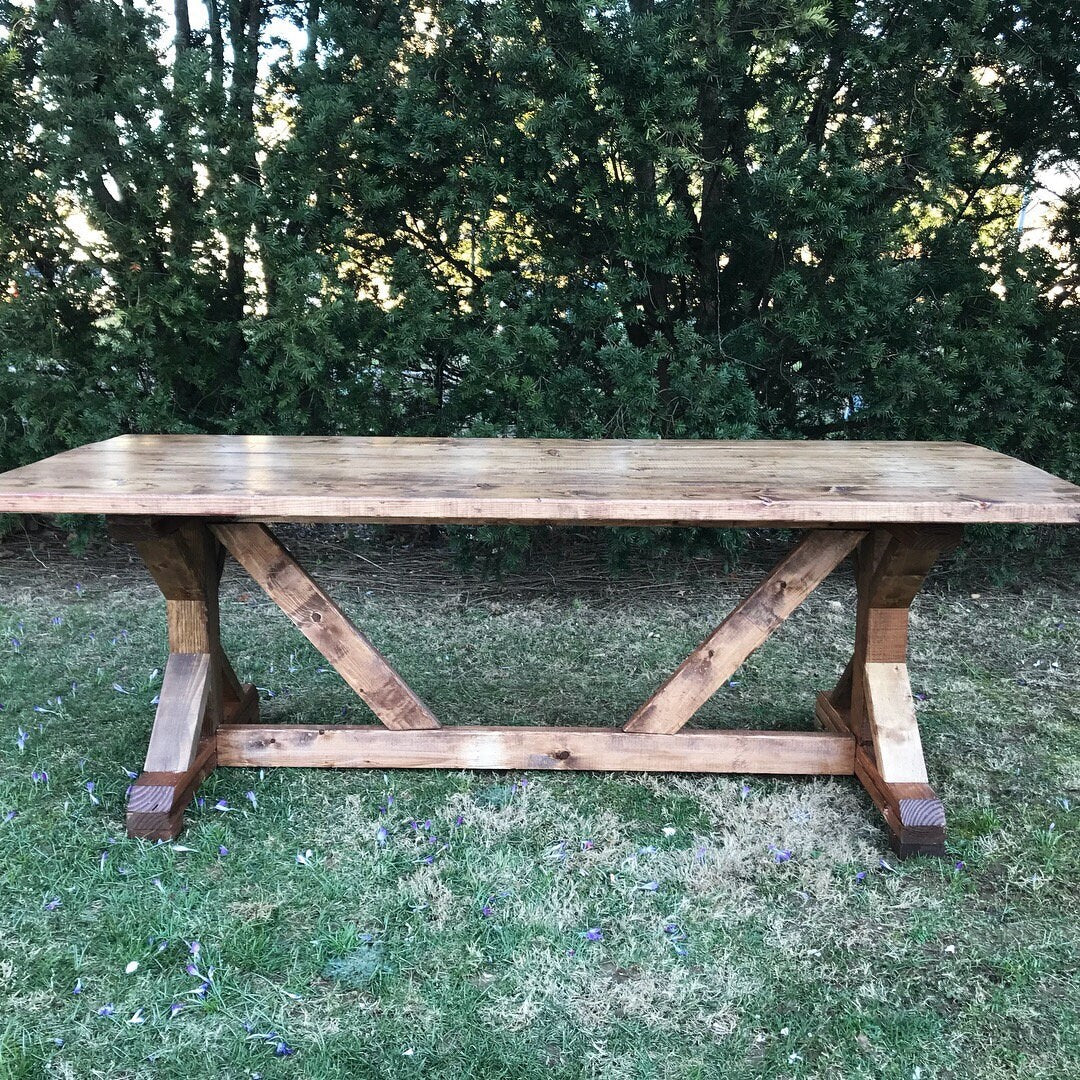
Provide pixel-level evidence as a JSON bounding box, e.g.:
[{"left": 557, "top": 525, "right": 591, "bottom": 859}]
[
  {"left": 817, "top": 525, "right": 962, "bottom": 857},
  {"left": 108, "top": 517, "right": 257, "bottom": 839}
]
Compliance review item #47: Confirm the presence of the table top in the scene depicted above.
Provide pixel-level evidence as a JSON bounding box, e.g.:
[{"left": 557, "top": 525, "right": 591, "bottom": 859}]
[{"left": 0, "top": 435, "right": 1078, "bottom": 526}]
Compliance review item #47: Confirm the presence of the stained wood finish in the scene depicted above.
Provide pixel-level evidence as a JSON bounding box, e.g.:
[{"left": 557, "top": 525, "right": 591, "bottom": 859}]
[
  {"left": 4, "top": 435, "right": 1080, "bottom": 525},
  {"left": 117, "top": 519, "right": 259, "bottom": 838},
  {"left": 816, "top": 693, "right": 945, "bottom": 857},
  {"left": 212, "top": 522, "right": 440, "bottom": 731},
  {"left": 125, "top": 520, "right": 252, "bottom": 734},
  {"left": 814, "top": 526, "right": 959, "bottom": 854},
  {"left": 216, "top": 724, "right": 855, "bottom": 774},
  {"left": 143, "top": 653, "right": 211, "bottom": 773},
  {"left": 835, "top": 527, "right": 960, "bottom": 745},
  {"left": 126, "top": 738, "right": 217, "bottom": 841},
  {"left": 862, "top": 662, "right": 929, "bottom": 784},
  {"left": 625, "top": 529, "right": 865, "bottom": 734},
  {"left": 15, "top": 436, "right": 1053, "bottom": 855}
]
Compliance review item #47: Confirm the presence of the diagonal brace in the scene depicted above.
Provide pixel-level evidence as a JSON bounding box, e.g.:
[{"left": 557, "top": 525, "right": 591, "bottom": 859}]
[
  {"left": 625, "top": 529, "right": 866, "bottom": 734},
  {"left": 212, "top": 523, "right": 440, "bottom": 731}
]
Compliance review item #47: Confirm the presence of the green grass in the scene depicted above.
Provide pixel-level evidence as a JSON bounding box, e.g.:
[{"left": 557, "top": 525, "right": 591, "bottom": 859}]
[{"left": 1, "top": 533, "right": 1079, "bottom": 1079}]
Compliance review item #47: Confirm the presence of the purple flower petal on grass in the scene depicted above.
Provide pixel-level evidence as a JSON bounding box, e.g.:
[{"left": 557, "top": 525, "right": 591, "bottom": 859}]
[
  {"left": 274, "top": 1042, "right": 295, "bottom": 1057},
  {"left": 583, "top": 928, "right": 604, "bottom": 942},
  {"left": 219, "top": 845, "right": 229, "bottom": 857},
  {"left": 3, "top": 810, "right": 15, "bottom": 823},
  {"left": 168, "top": 1002, "right": 183, "bottom": 1018},
  {"left": 44, "top": 897, "right": 61, "bottom": 910},
  {"left": 72, "top": 978, "right": 83, "bottom": 995},
  {"left": 375, "top": 826, "right": 388, "bottom": 845},
  {"left": 245, "top": 790, "right": 257, "bottom": 809},
  {"left": 769, "top": 847, "right": 792, "bottom": 864},
  {"left": 97, "top": 1004, "right": 115, "bottom": 1017},
  {"left": 855, "top": 871, "right": 867, "bottom": 882}
]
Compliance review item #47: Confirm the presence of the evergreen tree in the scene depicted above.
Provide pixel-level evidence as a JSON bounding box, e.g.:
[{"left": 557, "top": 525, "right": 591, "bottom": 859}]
[{"left": 1, "top": 1, "right": 1078, "bottom": 548}]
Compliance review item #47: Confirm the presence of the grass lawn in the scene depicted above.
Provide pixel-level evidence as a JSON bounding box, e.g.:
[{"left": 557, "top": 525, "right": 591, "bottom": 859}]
[{"left": 1, "top": 529, "right": 1078, "bottom": 1079}]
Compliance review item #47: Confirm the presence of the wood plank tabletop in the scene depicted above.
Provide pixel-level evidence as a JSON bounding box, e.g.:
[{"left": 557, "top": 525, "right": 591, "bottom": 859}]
[{"left": 0, "top": 435, "right": 1078, "bottom": 526}]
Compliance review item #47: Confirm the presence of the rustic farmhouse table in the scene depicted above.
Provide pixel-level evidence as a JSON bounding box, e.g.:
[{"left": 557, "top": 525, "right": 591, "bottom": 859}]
[{"left": 2, "top": 436, "right": 1079, "bottom": 856}]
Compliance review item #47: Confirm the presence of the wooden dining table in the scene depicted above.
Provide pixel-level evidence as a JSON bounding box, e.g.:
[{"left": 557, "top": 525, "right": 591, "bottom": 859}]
[{"left": 2, "top": 435, "right": 1078, "bottom": 856}]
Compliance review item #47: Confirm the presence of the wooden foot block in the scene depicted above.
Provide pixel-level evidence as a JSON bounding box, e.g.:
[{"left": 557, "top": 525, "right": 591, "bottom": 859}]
[
  {"left": 126, "top": 739, "right": 217, "bottom": 840},
  {"left": 815, "top": 692, "right": 946, "bottom": 858}
]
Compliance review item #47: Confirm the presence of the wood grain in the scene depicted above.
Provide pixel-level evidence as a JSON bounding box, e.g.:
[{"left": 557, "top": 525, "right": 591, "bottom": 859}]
[
  {"left": 126, "top": 519, "right": 240, "bottom": 733},
  {"left": 143, "top": 653, "right": 211, "bottom": 773},
  {"left": 835, "top": 527, "right": 956, "bottom": 744},
  {"left": 862, "top": 662, "right": 929, "bottom": 784},
  {"left": 126, "top": 738, "right": 217, "bottom": 841},
  {"left": 625, "top": 529, "right": 865, "bottom": 734},
  {"left": 4, "top": 436, "right": 1080, "bottom": 525},
  {"left": 212, "top": 522, "right": 440, "bottom": 731},
  {"left": 216, "top": 724, "right": 855, "bottom": 774},
  {"left": 816, "top": 692, "right": 945, "bottom": 857}
]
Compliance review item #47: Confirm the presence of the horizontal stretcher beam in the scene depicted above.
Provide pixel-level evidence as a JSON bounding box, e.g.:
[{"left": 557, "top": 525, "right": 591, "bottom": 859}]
[{"left": 216, "top": 725, "right": 855, "bottom": 775}]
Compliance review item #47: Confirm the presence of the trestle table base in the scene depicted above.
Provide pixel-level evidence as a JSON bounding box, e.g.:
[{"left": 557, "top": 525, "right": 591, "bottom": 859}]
[{"left": 110, "top": 517, "right": 957, "bottom": 856}]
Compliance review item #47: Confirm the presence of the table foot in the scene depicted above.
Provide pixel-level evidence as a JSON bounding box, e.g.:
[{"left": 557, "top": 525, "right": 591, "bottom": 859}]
[
  {"left": 816, "top": 692, "right": 945, "bottom": 858},
  {"left": 126, "top": 739, "right": 216, "bottom": 840}
]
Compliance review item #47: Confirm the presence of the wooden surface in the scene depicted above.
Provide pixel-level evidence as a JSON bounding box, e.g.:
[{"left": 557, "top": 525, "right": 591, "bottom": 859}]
[
  {"left": 212, "top": 522, "right": 440, "bottom": 730},
  {"left": 126, "top": 738, "right": 217, "bottom": 841},
  {"left": 816, "top": 692, "right": 945, "bottom": 857},
  {"left": 2, "top": 435, "right": 1079, "bottom": 525},
  {"left": 862, "top": 662, "right": 929, "bottom": 784},
  {"left": 143, "top": 653, "right": 210, "bottom": 773},
  {"left": 625, "top": 529, "right": 865, "bottom": 733},
  {"left": 216, "top": 725, "right": 855, "bottom": 774},
  {"left": 126, "top": 520, "right": 242, "bottom": 734}
]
